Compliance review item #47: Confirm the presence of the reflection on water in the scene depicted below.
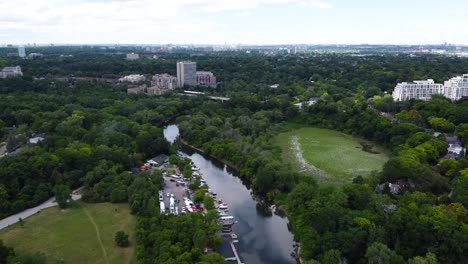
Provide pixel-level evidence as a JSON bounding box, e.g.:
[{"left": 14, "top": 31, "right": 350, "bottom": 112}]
[
  {"left": 163, "top": 124, "right": 179, "bottom": 144},
  {"left": 165, "top": 125, "right": 295, "bottom": 264}
]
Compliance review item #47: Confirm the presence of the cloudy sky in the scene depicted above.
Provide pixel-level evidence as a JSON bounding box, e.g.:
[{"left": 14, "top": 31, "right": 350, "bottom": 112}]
[{"left": 1, "top": 0, "right": 467, "bottom": 45}]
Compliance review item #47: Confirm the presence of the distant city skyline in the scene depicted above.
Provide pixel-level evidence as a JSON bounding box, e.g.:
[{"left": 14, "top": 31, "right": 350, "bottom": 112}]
[{"left": 1, "top": 0, "right": 468, "bottom": 45}]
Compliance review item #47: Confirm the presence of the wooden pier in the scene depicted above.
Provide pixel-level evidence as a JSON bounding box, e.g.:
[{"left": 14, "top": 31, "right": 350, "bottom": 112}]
[{"left": 225, "top": 241, "right": 243, "bottom": 264}]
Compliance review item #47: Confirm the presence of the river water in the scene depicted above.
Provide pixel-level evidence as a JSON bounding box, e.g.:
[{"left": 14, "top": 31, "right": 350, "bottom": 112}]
[{"left": 164, "top": 124, "right": 296, "bottom": 264}]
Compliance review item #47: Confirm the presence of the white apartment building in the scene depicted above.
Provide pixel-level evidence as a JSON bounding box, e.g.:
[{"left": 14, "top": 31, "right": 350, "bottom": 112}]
[
  {"left": 118, "top": 74, "right": 145, "bottom": 83},
  {"left": 126, "top": 53, "right": 139, "bottom": 60},
  {"left": 392, "top": 79, "right": 444, "bottom": 101},
  {"left": 444, "top": 74, "right": 468, "bottom": 101},
  {"left": 196, "top": 71, "right": 217, "bottom": 87},
  {"left": 18, "top": 46, "right": 26, "bottom": 58},
  {"left": 0, "top": 66, "right": 23, "bottom": 78},
  {"left": 152, "top": 73, "right": 178, "bottom": 90},
  {"left": 176, "top": 61, "right": 197, "bottom": 87}
]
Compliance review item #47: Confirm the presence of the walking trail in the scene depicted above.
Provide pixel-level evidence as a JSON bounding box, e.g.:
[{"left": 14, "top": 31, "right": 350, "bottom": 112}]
[
  {"left": 83, "top": 207, "right": 109, "bottom": 264},
  {"left": 290, "top": 135, "right": 327, "bottom": 178}
]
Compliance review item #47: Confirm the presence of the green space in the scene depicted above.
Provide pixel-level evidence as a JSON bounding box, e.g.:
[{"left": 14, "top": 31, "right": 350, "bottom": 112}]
[
  {"left": 0, "top": 202, "right": 136, "bottom": 264},
  {"left": 276, "top": 127, "right": 389, "bottom": 183}
]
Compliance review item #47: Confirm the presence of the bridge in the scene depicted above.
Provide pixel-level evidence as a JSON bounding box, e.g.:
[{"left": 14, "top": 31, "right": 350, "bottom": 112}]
[{"left": 183, "top": 90, "right": 231, "bottom": 102}]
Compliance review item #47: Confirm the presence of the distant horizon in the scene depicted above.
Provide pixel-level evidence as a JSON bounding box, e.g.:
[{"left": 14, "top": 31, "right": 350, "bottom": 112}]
[
  {"left": 1, "top": 0, "right": 468, "bottom": 45},
  {"left": 2, "top": 43, "right": 468, "bottom": 47}
]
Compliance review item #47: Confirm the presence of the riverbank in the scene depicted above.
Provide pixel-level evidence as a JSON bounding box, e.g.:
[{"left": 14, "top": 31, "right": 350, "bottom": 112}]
[
  {"left": 180, "top": 140, "right": 243, "bottom": 178},
  {"left": 180, "top": 139, "right": 300, "bottom": 264}
]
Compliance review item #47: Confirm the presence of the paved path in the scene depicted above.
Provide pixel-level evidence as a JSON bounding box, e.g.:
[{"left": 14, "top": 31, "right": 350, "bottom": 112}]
[
  {"left": 0, "top": 188, "right": 82, "bottom": 230},
  {"left": 84, "top": 207, "right": 109, "bottom": 264}
]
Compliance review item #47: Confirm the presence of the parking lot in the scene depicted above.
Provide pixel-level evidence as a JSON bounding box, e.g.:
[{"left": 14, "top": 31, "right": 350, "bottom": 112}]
[{"left": 161, "top": 175, "right": 191, "bottom": 214}]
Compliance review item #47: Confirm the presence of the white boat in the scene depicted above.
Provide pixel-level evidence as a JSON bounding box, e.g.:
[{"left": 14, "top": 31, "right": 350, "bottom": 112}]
[
  {"left": 230, "top": 233, "right": 238, "bottom": 239},
  {"left": 218, "top": 204, "right": 228, "bottom": 210},
  {"left": 232, "top": 240, "right": 239, "bottom": 243},
  {"left": 219, "top": 216, "right": 235, "bottom": 226}
]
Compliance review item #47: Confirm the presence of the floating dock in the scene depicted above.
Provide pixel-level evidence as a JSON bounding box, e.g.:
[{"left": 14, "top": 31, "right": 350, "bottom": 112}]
[{"left": 225, "top": 241, "right": 243, "bottom": 264}]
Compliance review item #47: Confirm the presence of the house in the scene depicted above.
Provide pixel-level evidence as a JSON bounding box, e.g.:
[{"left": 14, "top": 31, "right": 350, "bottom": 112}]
[
  {"left": 151, "top": 154, "right": 169, "bottom": 165},
  {"left": 445, "top": 136, "right": 466, "bottom": 158},
  {"left": 376, "top": 182, "right": 402, "bottom": 195},
  {"left": 294, "top": 97, "right": 320, "bottom": 109},
  {"left": 383, "top": 204, "right": 397, "bottom": 218},
  {"left": 28, "top": 133, "right": 45, "bottom": 145}
]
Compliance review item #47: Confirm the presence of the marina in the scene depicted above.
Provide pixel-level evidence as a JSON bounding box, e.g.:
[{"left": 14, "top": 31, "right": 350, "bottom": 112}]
[{"left": 164, "top": 124, "right": 296, "bottom": 264}]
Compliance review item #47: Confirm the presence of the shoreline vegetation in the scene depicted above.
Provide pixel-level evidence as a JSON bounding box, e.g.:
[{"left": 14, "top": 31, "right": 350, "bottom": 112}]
[{"left": 181, "top": 134, "right": 304, "bottom": 264}]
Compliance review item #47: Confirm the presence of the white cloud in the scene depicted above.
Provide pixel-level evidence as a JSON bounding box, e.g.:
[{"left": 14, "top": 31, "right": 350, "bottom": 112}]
[{"left": 0, "top": 0, "right": 332, "bottom": 44}]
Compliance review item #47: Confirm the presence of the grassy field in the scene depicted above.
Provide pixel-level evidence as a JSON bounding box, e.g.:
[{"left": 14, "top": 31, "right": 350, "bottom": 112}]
[
  {"left": 276, "top": 127, "right": 389, "bottom": 184},
  {"left": 0, "top": 202, "right": 136, "bottom": 264}
]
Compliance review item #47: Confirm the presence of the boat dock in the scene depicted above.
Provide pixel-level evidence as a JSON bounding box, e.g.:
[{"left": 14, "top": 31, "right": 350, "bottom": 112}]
[{"left": 225, "top": 241, "right": 243, "bottom": 264}]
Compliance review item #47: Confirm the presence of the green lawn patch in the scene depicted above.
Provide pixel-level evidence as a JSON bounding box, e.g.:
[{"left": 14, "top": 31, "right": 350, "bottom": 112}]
[
  {"left": 276, "top": 127, "right": 389, "bottom": 184},
  {"left": 0, "top": 202, "right": 136, "bottom": 264}
]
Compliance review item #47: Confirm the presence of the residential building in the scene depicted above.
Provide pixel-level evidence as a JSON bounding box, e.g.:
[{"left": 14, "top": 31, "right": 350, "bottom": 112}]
[
  {"left": 445, "top": 136, "right": 466, "bottom": 158},
  {"left": 27, "top": 53, "right": 43, "bottom": 58},
  {"left": 444, "top": 74, "right": 468, "bottom": 101},
  {"left": 392, "top": 79, "right": 444, "bottom": 101},
  {"left": 118, "top": 74, "right": 145, "bottom": 83},
  {"left": 127, "top": 85, "right": 169, "bottom": 96},
  {"left": 151, "top": 73, "right": 178, "bottom": 90},
  {"left": 126, "top": 53, "right": 139, "bottom": 60},
  {"left": 18, "top": 46, "right": 26, "bottom": 57},
  {"left": 294, "top": 97, "right": 320, "bottom": 109},
  {"left": 147, "top": 86, "right": 168, "bottom": 95},
  {"left": 0, "top": 66, "right": 23, "bottom": 78},
  {"left": 127, "top": 86, "right": 145, "bottom": 95},
  {"left": 176, "top": 61, "right": 197, "bottom": 87},
  {"left": 196, "top": 71, "right": 217, "bottom": 87}
]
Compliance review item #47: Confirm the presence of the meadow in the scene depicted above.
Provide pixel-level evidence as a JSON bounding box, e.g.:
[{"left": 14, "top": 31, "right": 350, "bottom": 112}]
[
  {"left": 0, "top": 202, "right": 136, "bottom": 264},
  {"left": 276, "top": 127, "right": 389, "bottom": 184}
]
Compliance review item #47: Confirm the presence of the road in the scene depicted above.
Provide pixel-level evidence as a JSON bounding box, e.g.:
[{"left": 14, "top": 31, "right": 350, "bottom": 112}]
[{"left": 0, "top": 188, "right": 83, "bottom": 230}]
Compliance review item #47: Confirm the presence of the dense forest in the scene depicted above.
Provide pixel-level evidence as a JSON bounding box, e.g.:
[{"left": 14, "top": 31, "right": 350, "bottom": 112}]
[{"left": 0, "top": 47, "right": 467, "bottom": 263}]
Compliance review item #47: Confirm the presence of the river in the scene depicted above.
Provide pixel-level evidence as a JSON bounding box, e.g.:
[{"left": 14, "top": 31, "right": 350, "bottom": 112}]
[{"left": 164, "top": 124, "right": 296, "bottom": 264}]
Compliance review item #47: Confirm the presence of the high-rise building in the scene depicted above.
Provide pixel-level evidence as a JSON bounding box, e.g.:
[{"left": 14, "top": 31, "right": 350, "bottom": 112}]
[
  {"left": 176, "top": 61, "right": 197, "bottom": 87},
  {"left": 0, "top": 66, "right": 23, "bottom": 78},
  {"left": 392, "top": 79, "right": 444, "bottom": 101},
  {"left": 444, "top": 74, "right": 468, "bottom": 101},
  {"left": 196, "top": 71, "right": 217, "bottom": 87},
  {"left": 18, "top": 46, "right": 26, "bottom": 58},
  {"left": 152, "top": 73, "right": 178, "bottom": 90}
]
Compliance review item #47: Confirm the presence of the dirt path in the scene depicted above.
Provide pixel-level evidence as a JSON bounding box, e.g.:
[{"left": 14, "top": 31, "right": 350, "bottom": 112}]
[
  {"left": 290, "top": 135, "right": 327, "bottom": 177},
  {"left": 84, "top": 207, "right": 109, "bottom": 264}
]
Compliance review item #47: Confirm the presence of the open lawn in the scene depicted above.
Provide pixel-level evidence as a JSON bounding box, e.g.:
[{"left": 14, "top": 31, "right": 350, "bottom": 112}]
[
  {"left": 276, "top": 127, "right": 389, "bottom": 184},
  {"left": 0, "top": 202, "right": 136, "bottom": 264}
]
